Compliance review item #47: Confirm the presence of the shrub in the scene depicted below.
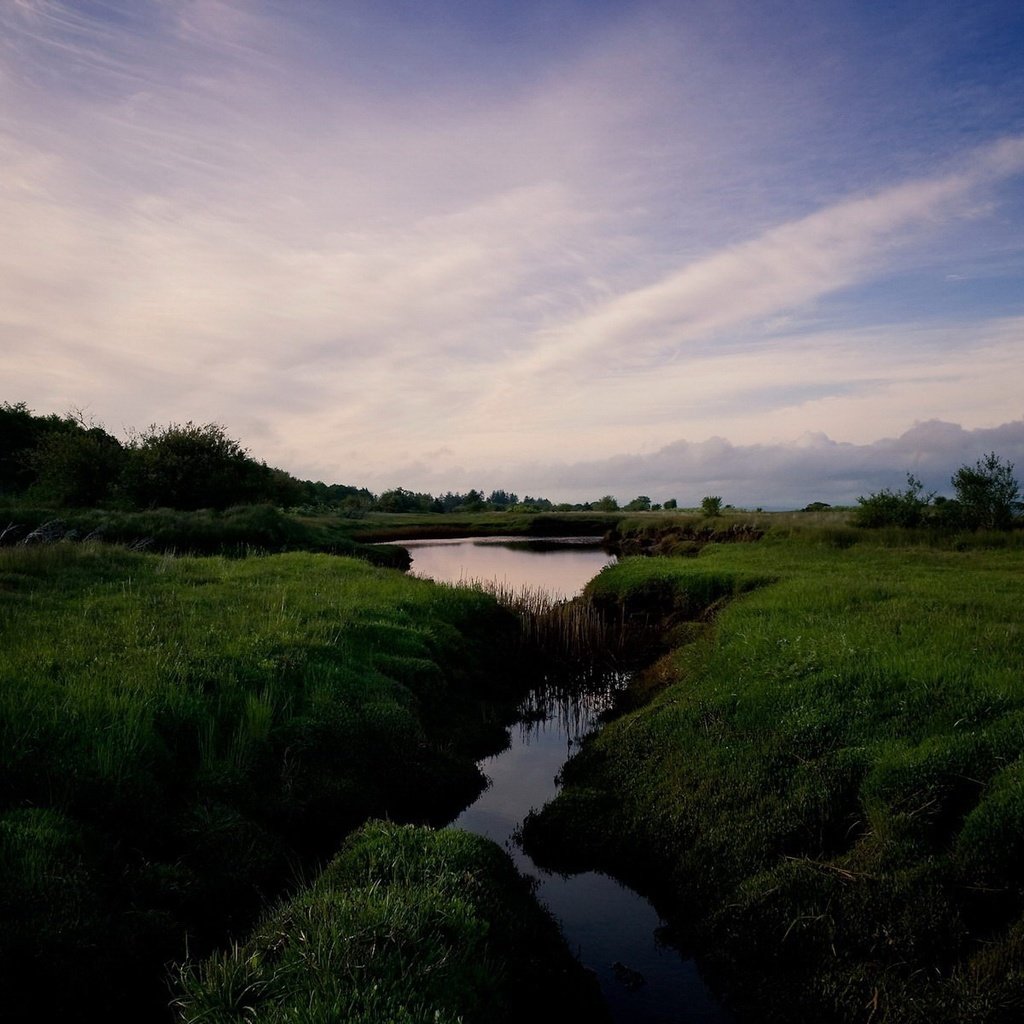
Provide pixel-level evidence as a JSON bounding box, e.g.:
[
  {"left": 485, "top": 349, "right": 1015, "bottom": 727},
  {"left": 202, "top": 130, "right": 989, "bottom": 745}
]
[
  {"left": 852, "top": 474, "right": 933, "bottom": 528},
  {"left": 701, "top": 495, "right": 723, "bottom": 517},
  {"left": 123, "top": 422, "right": 272, "bottom": 510}
]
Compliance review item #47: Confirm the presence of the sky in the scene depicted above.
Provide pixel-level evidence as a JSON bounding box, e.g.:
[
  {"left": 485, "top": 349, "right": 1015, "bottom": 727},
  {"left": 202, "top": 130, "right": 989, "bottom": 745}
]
[{"left": 2, "top": 0, "right": 1023, "bottom": 507}]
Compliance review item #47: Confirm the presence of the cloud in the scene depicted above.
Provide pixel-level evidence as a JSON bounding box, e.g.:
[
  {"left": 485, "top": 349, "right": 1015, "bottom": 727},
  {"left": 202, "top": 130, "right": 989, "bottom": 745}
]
[
  {"left": 1, "top": 3, "right": 1022, "bottom": 494},
  {"left": 486, "top": 137, "right": 1024, "bottom": 390},
  {"left": 450, "top": 418, "right": 1024, "bottom": 509}
]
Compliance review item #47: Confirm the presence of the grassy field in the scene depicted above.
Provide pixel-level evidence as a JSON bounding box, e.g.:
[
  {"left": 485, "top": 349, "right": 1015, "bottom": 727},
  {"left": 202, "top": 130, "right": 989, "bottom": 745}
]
[
  {"left": 0, "top": 503, "right": 411, "bottom": 564},
  {"left": 523, "top": 534, "right": 1024, "bottom": 1022},
  {"left": 0, "top": 542, "right": 527, "bottom": 1019}
]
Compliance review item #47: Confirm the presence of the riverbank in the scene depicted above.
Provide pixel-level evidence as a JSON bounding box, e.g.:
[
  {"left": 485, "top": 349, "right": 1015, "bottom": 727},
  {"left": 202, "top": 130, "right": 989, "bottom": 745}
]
[
  {"left": 175, "top": 820, "right": 608, "bottom": 1024},
  {"left": 523, "top": 538, "right": 1024, "bottom": 1022},
  {"left": 0, "top": 543, "right": 563, "bottom": 1019}
]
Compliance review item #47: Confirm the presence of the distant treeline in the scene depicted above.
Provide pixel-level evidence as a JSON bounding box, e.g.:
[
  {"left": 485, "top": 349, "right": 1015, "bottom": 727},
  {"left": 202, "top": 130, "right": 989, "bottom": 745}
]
[{"left": 1, "top": 403, "right": 672, "bottom": 513}]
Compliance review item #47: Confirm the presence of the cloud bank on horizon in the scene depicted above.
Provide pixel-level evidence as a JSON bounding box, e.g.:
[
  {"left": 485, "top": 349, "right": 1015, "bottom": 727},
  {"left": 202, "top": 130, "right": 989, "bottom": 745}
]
[{"left": 2, "top": 0, "right": 1023, "bottom": 505}]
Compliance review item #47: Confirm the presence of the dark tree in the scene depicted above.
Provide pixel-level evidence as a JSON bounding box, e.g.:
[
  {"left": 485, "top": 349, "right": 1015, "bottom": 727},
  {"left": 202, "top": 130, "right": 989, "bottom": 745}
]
[
  {"left": 123, "top": 422, "right": 269, "bottom": 510},
  {"left": 459, "top": 489, "right": 486, "bottom": 512},
  {"left": 625, "top": 495, "right": 652, "bottom": 511},
  {"left": 31, "top": 425, "right": 125, "bottom": 506},
  {"left": 487, "top": 489, "right": 518, "bottom": 509},
  {"left": 701, "top": 495, "right": 724, "bottom": 517},
  {"left": 952, "top": 452, "right": 1020, "bottom": 530},
  {"left": 0, "top": 402, "right": 80, "bottom": 496},
  {"left": 376, "top": 487, "right": 434, "bottom": 513}
]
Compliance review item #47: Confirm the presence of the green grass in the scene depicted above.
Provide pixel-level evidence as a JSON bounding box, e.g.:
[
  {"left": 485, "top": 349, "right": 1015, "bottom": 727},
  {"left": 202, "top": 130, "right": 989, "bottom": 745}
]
[
  {"left": 0, "top": 504, "right": 410, "bottom": 564},
  {"left": 329, "top": 509, "right": 623, "bottom": 542},
  {"left": 524, "top": 538, "right": 1024, "bottom": 1022},
  {"left": 0, "top": 542, "right": 519, "bottom": 1019},
  {"left": 173, "top": 821, "right": 607, "bottom": 1024}
]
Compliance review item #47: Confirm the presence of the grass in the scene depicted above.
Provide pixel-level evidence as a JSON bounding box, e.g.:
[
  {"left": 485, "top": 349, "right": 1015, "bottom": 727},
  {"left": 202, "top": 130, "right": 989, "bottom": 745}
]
[
  {"left": 0, "top": 542, "right": 521, "bottom": 1019},
  {"left": 327, "top": 509, "right": 623, "bottom": 542},
  {"left": 173, "top": 821, "right": 607, "bottom": 1024},
  {"left": 0, "top": 503, "right": 410, "bottom": 564},
  {"left": 523, "top": 537, "right": 1024, "bottom": 1022}
]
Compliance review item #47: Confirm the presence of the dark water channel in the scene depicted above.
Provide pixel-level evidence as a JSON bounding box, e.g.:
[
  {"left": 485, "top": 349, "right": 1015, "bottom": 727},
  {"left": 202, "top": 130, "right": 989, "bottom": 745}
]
[{"left": 401, "top": 537, "right": 733, "bottom": 1024}]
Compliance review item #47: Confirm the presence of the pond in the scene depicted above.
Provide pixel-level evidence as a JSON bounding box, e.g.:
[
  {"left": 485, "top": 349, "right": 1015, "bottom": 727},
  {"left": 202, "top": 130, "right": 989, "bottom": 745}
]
[{"left": 398, "top": 537, "right": 733, "bottom": 1023}]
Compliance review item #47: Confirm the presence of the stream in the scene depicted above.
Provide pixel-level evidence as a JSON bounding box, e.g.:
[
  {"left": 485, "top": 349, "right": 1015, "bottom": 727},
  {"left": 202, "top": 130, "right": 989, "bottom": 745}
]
[{"left": 401, "top": 537, "right": 733, "bottom": 1023}]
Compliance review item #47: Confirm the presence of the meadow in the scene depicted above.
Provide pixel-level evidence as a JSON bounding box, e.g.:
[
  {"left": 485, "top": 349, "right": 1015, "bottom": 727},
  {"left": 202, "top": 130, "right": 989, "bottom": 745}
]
[
  {"left": 5, "top": 511, "right": 1024, "bottom": 1023},
  {"left": 523, "top": 531, "right": 1024, "bottom": 1022},
  {"left": 0, "top": 542, "right": 531, "bottom": 1019}
]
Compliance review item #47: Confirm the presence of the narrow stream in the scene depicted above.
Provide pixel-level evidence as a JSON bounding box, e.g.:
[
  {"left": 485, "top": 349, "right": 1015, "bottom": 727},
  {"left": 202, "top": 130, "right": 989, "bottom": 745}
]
[{"left": 401, "top": 537, "right": 733, "bottom": 1024}]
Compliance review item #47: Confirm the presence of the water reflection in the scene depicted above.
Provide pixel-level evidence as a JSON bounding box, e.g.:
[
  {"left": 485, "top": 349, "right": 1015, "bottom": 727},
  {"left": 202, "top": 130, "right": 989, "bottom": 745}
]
[
  {"left": 515, "top": 674, "right": 627, "bottom": 747},
  {"left": 400, "top": 536, "right": 615, "bottom": 601},
  {"left": 451, "top": 674, "right": 732, "bottom": 1024}
]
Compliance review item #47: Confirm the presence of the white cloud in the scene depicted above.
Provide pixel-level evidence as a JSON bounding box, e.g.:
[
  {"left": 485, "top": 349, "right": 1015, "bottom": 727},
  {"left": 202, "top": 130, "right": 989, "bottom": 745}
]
[{"left": 484, "top": 137, "right": 1024, "bottom": 391}]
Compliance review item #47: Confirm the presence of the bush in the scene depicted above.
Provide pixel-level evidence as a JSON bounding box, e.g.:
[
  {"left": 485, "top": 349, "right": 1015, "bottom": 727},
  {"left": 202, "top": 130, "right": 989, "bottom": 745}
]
[
  {"left": 852, "top": 474, "right": 932, "bottom": 528},
  {"left": 123, "top": 422, "right": 272, "bottom": 510},
  {"left": 701, "top": 495, "right": 723, "bottom": 517}
]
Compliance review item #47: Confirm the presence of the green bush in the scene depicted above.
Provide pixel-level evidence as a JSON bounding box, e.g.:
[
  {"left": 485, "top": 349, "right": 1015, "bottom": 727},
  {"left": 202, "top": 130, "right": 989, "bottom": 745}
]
[
  {"left": 853, "top": 473, "right": 932, "bottom": 528},
  {"left": 701, "top": 495, "right": 723, "bottom": 517}
]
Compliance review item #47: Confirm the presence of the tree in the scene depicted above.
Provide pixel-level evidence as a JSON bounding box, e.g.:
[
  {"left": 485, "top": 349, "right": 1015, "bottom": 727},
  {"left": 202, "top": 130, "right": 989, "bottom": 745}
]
[
  {"left": 376, "top": 487, "right": 434, "bottom": 513},
  {"left": 30, "top": 425, "right": 124, "bottom": 506},
  {"left": 701, "top": 495, "right": 723, "bottom": 517},
  {"left": 663, "top": 498, "right": 678, "bottom": 510},
  {"left": 625, "top": 495, "right": 652, "bottom": 512},
  {"left": 593, "top": 495, "right": 619, "bottom": 512},
  {"left": 0, "top": 402, "right": 80, "bottom": 496},
  {"left": 458, "top": 489, "right": 486, "bottom": 512},
  {"left": 123, "top": 422, "right": 269, "bottom": 510},
  {"left": 487, "top": 489, "right": 518, "bottom": 509},
  {"left": 952, "top": 452, "right": 1020, "bottom": 530}
]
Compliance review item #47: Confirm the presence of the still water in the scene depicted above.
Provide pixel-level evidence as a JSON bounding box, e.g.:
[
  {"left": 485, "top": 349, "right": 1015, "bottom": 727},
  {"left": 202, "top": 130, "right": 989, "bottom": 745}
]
[
  {"left": 401, "top": 535, "right": 615, "bottom": 600},
  {"left": 399, "top": 537, "right": 732, "bottom": 1024}
]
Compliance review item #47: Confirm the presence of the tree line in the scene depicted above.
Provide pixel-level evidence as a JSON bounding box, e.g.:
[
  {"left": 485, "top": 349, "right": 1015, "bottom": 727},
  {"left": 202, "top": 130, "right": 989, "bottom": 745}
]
[{"left": 0, "top": 403, "right": 675, "bottom": 514}]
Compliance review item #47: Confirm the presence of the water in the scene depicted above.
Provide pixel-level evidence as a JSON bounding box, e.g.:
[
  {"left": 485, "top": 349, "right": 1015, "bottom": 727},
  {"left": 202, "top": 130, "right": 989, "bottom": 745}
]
[
  {"left": 396, "top": 537, "right": 732, "bottom": 1023},
  {"left": 401, "top": 535, "right": 615, "bottom": 600}
]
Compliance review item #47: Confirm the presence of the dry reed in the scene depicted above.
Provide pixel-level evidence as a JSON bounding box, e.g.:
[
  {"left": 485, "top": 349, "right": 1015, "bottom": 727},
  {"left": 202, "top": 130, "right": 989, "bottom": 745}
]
[{"left": 453, "top": 577, "right": 624, "bottom": 665}]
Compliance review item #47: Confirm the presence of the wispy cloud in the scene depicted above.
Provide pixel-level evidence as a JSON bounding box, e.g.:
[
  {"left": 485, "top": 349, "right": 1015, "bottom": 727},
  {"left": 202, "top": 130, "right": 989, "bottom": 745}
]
[
  {"left": 1, "top": 2, "right": 1022, "bottom": 494},
  {"left": 492, "top": 138, "right": 1024, "bottom": 383}
]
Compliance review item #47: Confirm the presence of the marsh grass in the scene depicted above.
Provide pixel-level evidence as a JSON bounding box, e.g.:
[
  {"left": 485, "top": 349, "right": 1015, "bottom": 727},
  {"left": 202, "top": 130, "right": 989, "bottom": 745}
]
[
  {"left": 0, "top": 543, "right": 518, "bottom": 1019},
  {"left": 523, "top": 539, "right": 1024, "bottom": 1022},
  {"left": 454, "top": 577, "right": 630, "bottom": 668},
  {"left": 0, "top": 504, "right": 409, "bottom": 565},
  {"left": 173, "top": 821, "right": 607, "bottom": 1024}
]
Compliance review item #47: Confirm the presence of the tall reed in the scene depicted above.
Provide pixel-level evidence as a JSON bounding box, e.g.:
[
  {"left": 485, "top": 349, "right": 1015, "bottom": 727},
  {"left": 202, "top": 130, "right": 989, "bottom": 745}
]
[{"left": 454, "top": 578, "right": 625, "bottom": 666}]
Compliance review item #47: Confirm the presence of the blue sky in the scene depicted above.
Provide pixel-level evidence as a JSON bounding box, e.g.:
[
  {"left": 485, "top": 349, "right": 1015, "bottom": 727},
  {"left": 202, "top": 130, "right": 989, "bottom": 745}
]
[{"left": 2, "top": 0, "right": 1023, "bottom": 505}]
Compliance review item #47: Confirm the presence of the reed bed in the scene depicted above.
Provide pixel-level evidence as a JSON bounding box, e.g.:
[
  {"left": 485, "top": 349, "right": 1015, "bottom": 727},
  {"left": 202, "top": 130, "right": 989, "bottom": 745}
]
[{"left": 452, "top": 577, "right": 627, "bottom": 666}]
